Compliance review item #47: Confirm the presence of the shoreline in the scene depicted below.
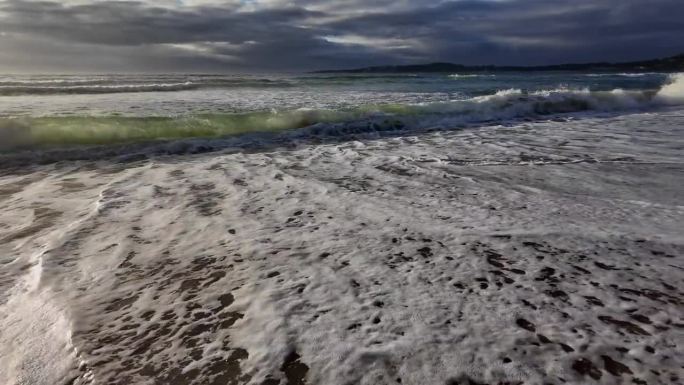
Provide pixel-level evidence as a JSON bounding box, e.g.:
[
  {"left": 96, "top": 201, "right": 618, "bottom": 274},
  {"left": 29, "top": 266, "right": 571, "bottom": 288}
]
[{"left": 1, "top": 110, "right": 682, "bottom": 384}]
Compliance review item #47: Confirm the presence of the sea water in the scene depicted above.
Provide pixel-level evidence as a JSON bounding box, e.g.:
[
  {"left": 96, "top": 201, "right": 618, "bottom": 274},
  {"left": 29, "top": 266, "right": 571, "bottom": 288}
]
[
  {"left": 0, "top": 72, "right": 681, "bottom": 151},
  {"left": 0, "top": 71, "right": 683, "bottom": 385}
]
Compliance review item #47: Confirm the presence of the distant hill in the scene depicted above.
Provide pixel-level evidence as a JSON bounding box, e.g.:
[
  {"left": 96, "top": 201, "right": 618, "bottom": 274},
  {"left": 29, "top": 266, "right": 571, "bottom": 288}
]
[{"left": 315, "top": 54, "right": 684, "bottom": 73}]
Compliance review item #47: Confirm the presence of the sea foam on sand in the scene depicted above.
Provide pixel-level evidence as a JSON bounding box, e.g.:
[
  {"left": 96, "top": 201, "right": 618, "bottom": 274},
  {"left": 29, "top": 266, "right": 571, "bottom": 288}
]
[{"left": 0, "top": 108, "right": 683, "bottom": 385}]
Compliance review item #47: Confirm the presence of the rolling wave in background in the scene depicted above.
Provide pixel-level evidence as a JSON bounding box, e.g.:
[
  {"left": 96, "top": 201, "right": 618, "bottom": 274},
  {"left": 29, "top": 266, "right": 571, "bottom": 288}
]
[
  {"left": 0, "top": 82, "right": 198, "bottom": 95},
  {"left": 448, "top": 74, "right": 497, "bottom": 79},
  {"left": 0, "top": 76, "right": 296, "bottom": 95},
  {"left": 0, "top": 72, "right": 682, "bottom": 152}
]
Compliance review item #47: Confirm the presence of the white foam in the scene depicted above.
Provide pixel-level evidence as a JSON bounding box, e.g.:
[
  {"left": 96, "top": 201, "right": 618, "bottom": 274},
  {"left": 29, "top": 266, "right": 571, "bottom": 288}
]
[
  {"left": 0, "top": 290, "right": 78, "bottom": 385},
  {"left": 448, "top": 74, "right": 496, "bottom": 79},
  {"left": 0, "top": 82, "right": 197, "bottom": 95},
  {"left": 585, "top": 72, "right": 660, "bottom": 77},
  {"left": 0, "top": 109, "right": 682, "bottom": 384},
  {"left": 655, "top": 73, "right": 684, "bottom": 104}
]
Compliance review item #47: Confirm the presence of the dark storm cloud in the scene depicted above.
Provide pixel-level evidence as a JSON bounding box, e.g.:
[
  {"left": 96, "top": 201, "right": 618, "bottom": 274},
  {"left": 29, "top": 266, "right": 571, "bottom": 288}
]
[
  {"left": 0, "top": 0, "right": 322, "bottom": 45},
  {"left": 0, "top": 0, "right": 683, "bottom": 72},
  {"left": 324, "top": 0, "right": 684, "bottom": 65}
]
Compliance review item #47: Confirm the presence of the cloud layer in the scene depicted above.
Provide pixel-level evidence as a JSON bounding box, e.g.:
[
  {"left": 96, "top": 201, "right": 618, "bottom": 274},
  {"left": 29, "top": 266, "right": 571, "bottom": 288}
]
[{"left": 1, "top": 0, "right": 683, "bottom": 72}]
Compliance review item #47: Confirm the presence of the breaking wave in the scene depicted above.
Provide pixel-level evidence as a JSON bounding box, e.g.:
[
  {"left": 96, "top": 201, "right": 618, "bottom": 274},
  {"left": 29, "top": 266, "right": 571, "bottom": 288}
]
[
  {"left": 0, "top": 82, "right": 198, "bottom": 95},
  {"left": 1, "top": 74, "right": 682, "bottom": 153},
  {"left": 585, "top": 72, "right": 660, "bottom": 78},
  {"left": 0, "top": 77, "right": 294, "bottom": 95},
  {"left": 655, "top": 73, "right": 684, "bottom": 103},
  {"left": 448, "top": 74, "right": 496, "bottom": 79}
]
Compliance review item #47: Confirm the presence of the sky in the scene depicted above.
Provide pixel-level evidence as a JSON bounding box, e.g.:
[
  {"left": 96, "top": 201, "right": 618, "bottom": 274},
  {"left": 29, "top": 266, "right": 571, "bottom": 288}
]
[{"left": 0, "top": 0, "right": 683, "bottom": 73}]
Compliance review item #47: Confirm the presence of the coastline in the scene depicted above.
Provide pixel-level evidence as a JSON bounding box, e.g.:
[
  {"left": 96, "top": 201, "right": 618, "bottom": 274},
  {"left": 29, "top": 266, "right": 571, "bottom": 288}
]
[{"left": 1, "top": 109, "right": 682, "bottom": 384}]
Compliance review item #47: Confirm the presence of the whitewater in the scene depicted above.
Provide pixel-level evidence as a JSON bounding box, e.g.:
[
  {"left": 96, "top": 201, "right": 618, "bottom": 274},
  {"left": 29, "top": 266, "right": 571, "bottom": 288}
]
[{"left": 0, "top": 72, "right": 683, "bottom": 385}]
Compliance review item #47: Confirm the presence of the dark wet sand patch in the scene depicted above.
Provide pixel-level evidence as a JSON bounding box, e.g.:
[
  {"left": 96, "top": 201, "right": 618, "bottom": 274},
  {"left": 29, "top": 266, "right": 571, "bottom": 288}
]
[{"left": 0, "top": 206, "right": 62, "bottom": 243}]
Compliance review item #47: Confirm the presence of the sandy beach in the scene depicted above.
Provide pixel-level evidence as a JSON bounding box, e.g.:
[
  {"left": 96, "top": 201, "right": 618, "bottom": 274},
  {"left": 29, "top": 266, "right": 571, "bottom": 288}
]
[{"left": 1, "top": 107, "right": 682, "bottom": 385}]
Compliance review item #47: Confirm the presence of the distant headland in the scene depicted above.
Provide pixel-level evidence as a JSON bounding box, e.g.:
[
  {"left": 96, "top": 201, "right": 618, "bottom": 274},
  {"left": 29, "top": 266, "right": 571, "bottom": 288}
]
[{"left": 314, "top": 53, "right": 684, "bottom": 73}]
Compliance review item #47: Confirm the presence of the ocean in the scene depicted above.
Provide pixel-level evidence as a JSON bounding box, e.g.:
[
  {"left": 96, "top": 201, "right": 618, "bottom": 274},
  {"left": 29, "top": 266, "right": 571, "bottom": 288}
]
[
  {"left": 0, "top": 72, "right": 683, "bottom": 385},
  {"left": 0, "top": 72, "right": 682, "bottom": 153}
]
